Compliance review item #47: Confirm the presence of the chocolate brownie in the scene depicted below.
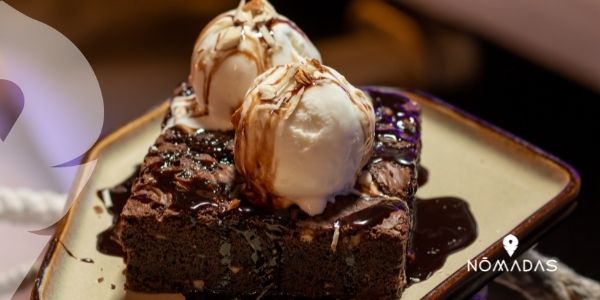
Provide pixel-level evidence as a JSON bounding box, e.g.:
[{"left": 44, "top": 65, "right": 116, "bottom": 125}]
[{"left": 117, "top": 87, "right": 421, "bottom": 299}]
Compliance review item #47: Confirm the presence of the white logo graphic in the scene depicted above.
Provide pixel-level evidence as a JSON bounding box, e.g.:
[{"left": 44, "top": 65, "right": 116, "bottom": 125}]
[
  {"left": 503, "top": 234, "right": 519, "bottom": 257},
  {"left": 468, "top": 234, "right": 557, "bottom": 273}
]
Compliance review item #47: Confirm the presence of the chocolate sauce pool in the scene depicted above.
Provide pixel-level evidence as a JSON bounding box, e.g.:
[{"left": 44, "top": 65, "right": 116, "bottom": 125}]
[
  {"left": 407, "top": 195, "right": 477, "bottom": 283},
  {"left": 403, "top": 165, "right": 477, "bottom": 284}
]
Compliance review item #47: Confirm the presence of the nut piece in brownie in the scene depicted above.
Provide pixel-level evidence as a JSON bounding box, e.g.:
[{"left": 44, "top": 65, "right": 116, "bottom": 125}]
[{"left": 118, "top": 87, "right": 421, "bottom": 299}]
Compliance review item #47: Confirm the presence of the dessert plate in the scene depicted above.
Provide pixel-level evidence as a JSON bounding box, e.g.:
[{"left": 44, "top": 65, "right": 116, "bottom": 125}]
[{"left": 32, "top": 87, "right": 579, "bottom": 299}]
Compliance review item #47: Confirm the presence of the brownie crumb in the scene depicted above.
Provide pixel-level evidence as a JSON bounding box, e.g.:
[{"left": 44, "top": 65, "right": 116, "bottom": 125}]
[{"left": 93, "top": 205, "right": 104, "bottom": 215}]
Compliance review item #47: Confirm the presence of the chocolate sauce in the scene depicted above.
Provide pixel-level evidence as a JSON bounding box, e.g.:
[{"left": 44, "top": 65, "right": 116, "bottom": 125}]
[
  {"left": 407, "top": 197, "right": 477, "bottom": 283},
  {"left": 57, "top": 239, "right": 94, "bottom": 264},
  {"left": 141, "top": 128, "right": 237, "bottom": 214},
  {"left": 417, "top": 165, "right": 429, "bottom": 187},
  {"left": 336, "top": 200, "right": 406, "bottom": 231},
  {"left": 266, "top": 18, "right": 308, "bottom": 40},
  {"left": 96, "top": 167, "right": 139, "bottom": 257},
  {"left": 367, "top": 88, "right": 421, "bottom": 167}
]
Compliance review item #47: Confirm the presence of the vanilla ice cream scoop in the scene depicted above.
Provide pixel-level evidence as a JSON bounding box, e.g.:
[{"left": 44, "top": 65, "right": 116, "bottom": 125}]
[
  {"left": 233, "top": 58, "right": 375, "bottom": 216},
  {"left": 165, "top": 0, "right": 321, "bottom": 130}
]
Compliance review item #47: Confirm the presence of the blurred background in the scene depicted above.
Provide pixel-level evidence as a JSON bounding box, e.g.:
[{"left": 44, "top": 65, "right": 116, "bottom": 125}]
[{"left": 3, "top": 0, "right": 600, "bottom": 298}]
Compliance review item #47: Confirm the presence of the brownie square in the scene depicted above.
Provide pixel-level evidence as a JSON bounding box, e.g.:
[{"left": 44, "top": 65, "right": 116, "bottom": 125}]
[{"left": 117, "top": 88, "right": 421, "bottom": 299}]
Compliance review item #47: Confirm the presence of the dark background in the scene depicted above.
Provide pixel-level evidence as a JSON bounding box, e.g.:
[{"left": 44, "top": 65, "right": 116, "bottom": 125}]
[{"left": 6, "top": 0, "right": 600, "bottom": 291}]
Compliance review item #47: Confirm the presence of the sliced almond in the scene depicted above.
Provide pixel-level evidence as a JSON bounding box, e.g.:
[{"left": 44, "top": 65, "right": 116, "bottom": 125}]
[
  {"left": 216, "top": 27, "right": 242, "bottom": 51},
  {"left": 259, "top": 25, "right": 276, "bottom": 47},
  {"left": 258, "top": 84, "right": 277, "bottom": 100}
]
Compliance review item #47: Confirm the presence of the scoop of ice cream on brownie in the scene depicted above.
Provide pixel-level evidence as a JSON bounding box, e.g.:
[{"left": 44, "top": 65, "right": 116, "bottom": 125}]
[
  {"left": 232, "top": 58, "right": 376, "bottom": 216},
  {"left": 165, "top": 0, "right": 322, "bottom": 131}
]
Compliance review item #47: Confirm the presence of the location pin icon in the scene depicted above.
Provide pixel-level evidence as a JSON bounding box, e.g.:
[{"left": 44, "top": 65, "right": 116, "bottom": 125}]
[
  {"left": 503, "top": 234, "right": 519, "bottom": 257},
  {"left": 0, "top": 79, "right": 24, "bottom": 141}
]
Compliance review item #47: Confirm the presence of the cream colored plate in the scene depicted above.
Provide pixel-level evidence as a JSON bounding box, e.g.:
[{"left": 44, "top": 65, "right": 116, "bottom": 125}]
[{"left": 33, "top": 88, "right": 579, "bottom": 299}]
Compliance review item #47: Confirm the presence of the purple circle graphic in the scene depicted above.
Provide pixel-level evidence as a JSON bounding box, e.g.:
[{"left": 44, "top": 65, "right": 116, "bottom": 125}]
[{"left": 0, "top": 79, "right": 24, "bottom": 142}]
